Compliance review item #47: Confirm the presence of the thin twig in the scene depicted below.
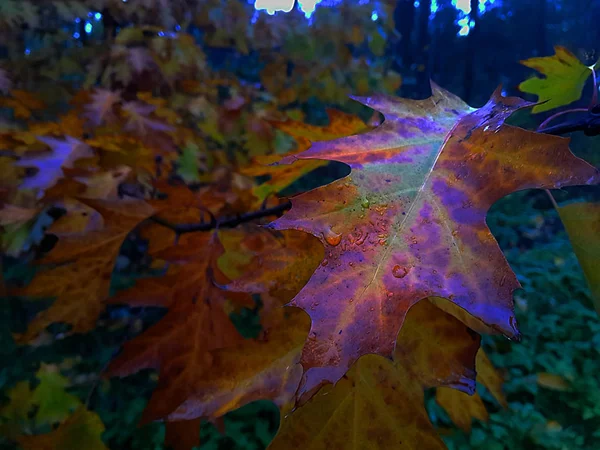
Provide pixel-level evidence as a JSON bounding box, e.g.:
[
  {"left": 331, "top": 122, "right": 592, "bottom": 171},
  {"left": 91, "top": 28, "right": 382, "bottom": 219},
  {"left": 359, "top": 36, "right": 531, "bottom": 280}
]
[
  {"left": 537, "top": 108, "right": 588, "bottom": 131},
  {"left": 538, "top": 113, "right": 600, "bottom": 136},
  {"left": 151, "top": 200, "right": 292, "bottom": 235},
  {"left": 590, "top": 65, "right": 598, "bottom": 108}
]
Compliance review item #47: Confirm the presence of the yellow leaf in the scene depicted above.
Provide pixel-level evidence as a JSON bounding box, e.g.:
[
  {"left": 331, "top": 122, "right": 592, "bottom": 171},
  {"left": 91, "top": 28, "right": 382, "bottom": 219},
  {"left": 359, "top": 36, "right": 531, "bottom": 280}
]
[
  {"left": 0, "top": 364, "right": 81, "bottom": 433},
  {"left": 17, "top": 407, "right": 108, "bottom": 450},
  {"left": 519, "top": 46, "right": 593, "bottom": 113},
  {"left": 537, "top": 372, "right": 571, "bottom": 391},
  {"left": 436, "top": 389, "right": 488, "bottom": 433},
  {"left": 557, "top": 201, "right": 600, "bottom": 315}
]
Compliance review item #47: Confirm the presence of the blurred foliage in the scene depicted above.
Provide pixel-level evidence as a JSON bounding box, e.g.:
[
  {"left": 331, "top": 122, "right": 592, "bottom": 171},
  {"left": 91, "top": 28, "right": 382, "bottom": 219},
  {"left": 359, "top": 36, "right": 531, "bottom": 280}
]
[{"left": 0, "top": 0, "right": 599, "bottom": 449}]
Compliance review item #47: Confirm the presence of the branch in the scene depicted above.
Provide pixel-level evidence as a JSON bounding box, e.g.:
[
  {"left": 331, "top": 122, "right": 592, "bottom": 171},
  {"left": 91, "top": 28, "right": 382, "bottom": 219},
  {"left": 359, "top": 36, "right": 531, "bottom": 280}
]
[
  {"left": 151, "top": 200, "right": 292, "bottom": 235},
  {"left": 538, "top": 107, "right": 600, "bottom": 136},
  {"left": 150, "top": 106, "right": 600, "bottom": 235}
]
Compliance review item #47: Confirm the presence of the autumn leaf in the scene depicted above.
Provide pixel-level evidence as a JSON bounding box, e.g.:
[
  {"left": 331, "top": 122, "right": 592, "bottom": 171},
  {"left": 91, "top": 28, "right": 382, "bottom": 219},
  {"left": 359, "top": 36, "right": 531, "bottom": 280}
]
[
  {"left": 269, "top": 299, "right": 481, "bottom": 449},
  {"left": 107, "top": 232, "right": 248, "bottom": 423},
  {"left": 86, "top": 134, "right": 164, "bottom": 175},
  {"left": 474, "top": 347, "right": 507, "bottom": 408},
  {"left": 122, "top": 100, "right": 174, "bottom": 136},
  {"left": 128, "top": 47, "right": 155, "bottom": 74},
  {"left": 13, "top": 199, "right": 155, "bottom": 343},
  {"left": 167, "top": 308, "right": 310, "bottom": 422},
  {"left": 270, "top": 84, "right": 599, "bottom": 395},
  {"left": 16, "top": 407, "right": 108, "bottom": 450},
  {"left": 537, "top": 372, "right": 571, "bottom": 391},
  {"left": 84, "top": 89, "right": 122, "bottom": 127},
  {"left": 0, "top": 90, "right": 45, "bottom": 119},
  {"left": 242, "top": 109, "right": 371, "bottom": 201},
  {"left": 0, "top": 364, "right": 80, "bottom": 433},
  {"left": 519, "top": 46, "right": 594, "bottom": 113},
  {"left": 435, "top": 349, "right": 507, "bottom": 433},
  {"left": 222, "top": 228, "right": 324, "bottom": 313},
  {"left": 75, "top": 166, "right": 133, "bottom": 200},
  {"left": 435, "top": 389, "right": 488, "bottom": 433},
  {"left": 557, "top": 201, "right": 600, "bottom": 315},
  {"left": 15, "top": 136, "right": 95, "bottom": 196}
]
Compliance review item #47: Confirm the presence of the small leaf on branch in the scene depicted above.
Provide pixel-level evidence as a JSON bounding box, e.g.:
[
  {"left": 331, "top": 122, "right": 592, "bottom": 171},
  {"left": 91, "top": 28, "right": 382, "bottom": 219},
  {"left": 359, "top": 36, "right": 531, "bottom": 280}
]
[{"left": 519, "top": 46, "right": 594, "bottom": 113}]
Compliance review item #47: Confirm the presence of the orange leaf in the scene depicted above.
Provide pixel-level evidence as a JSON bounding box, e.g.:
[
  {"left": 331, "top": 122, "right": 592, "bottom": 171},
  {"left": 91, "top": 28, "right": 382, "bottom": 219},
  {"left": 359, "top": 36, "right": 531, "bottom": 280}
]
[
  {"left": 13, "top": 199, "right": 155, "bottom": 343},
  {"left": 108, "top": 232, "right": 248, "bottom": 423}
]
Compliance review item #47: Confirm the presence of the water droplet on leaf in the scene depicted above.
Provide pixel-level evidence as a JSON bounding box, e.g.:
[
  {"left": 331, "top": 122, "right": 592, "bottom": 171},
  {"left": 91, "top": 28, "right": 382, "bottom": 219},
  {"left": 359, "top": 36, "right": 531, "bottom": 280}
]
[
  {"left": 392, "top": 265, "right": 410, "bottom": 278},
  {"left": 324, "top": 227, "right": 342, "bottom": 246}
]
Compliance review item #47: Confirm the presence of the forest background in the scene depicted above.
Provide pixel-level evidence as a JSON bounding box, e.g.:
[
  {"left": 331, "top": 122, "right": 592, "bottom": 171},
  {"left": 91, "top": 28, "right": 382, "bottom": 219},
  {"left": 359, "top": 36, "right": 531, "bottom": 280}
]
[{"left": 0, "top": 0, "right": 599, "bottom": 449}]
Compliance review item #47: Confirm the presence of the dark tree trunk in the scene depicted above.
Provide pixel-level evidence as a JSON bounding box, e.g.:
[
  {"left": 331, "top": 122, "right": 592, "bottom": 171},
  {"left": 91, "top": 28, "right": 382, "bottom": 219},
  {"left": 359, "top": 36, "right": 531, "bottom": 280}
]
[
  {"left": 464, "top": 0, "right": 479, "bottom": 103},
  {"left": 394, "top": 0, "right": 416, "bottom": 69},
  {"left": 536, "top": 0, "right": 547, "bottom": 56},
  {"left": 415, "top": 0, "right": 431, "bottom": 98}
]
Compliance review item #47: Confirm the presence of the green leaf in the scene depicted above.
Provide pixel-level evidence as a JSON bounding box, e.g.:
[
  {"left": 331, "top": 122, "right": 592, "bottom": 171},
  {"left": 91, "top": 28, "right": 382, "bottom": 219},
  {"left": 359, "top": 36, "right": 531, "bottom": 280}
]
[{"left": 519, "top": 46, "right": 593, "bottom": 113}]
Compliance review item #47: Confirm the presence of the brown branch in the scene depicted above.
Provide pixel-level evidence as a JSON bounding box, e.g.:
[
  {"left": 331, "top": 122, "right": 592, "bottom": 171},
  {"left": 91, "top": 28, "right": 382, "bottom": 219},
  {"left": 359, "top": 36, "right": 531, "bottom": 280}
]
[{"left": 150, "top": 200, "right": 292, "bottom": 235}]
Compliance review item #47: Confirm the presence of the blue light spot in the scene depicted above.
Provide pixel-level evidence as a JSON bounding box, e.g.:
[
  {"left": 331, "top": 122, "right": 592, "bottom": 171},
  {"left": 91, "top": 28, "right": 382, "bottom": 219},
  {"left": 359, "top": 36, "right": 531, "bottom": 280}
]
[
  {"left": 255, "top": 0, "right": 295, "bottom": 14},
  {"left": 73, "top": 32, "right": 80, "bottom": 39},
  {"left": 158, "top": 31, "right": 165, "bottom": 37},
  {"left": 74, "top": 17, "right": 81, "bottom": 24},
  {"left": 24, "top": 48, "right": 31, "bottom": 55},
  {"left": 371, "top": 11, "right": 378, "bottom": 21},
  {"left": 299, "top": 0, "right": 320, "bottom": 17},
  {"left": 458, "top": 25, "right": 470, "bottom": 36},
  {"left": 85, "top": 22, "right": 92, "bottom": 33},
  {"left": 88, "top": 12, "right": 93, "bottom": 17},
  {"left": 94, "top": 12, "right": 102, "bottom": 20},
  {"left": 175, "top": 24, "right": 181, "bottom": 31},
  {"left": 414, "top": 1, "right": 420, "bottom": 7},
  {"left": 452, "top": 0, "right": 471, "bottom": 14},
  {"left": 431, "top": 0, "right": 439, "bottom": 13}
]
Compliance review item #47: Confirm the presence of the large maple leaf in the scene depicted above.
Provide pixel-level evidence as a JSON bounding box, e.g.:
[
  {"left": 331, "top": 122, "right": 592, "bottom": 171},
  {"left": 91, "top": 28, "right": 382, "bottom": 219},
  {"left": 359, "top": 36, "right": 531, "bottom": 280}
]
[{"left": 270, "top": 84, "right": 600, "bottom": 396}]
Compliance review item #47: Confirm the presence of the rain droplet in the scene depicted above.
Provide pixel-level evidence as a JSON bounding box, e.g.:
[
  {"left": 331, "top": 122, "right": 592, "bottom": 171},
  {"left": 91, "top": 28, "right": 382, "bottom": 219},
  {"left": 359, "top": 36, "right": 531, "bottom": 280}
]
[
  {"left": 387, "top": 291, "right": 394, "bottom": 298},
  {"left": 392, "top": 265, "right": 410, "bottom": 278},
  {"left": 500, "top": 275, "right": 506, "bottom": 286},
  {"left": 361, "top": 198, "right": 370, "bottom": 209},
  {"left": 349, "top": 261, "right": 354, "bottom": 267},
  {"left": 324, "top": 228, "right": 342, "bottom": 246},
  {"left": 369, "top": 307, "right": 375, "bottom": 312},
  {"left": 322, "top": 259, "right": 329, "bottom": 266}
]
